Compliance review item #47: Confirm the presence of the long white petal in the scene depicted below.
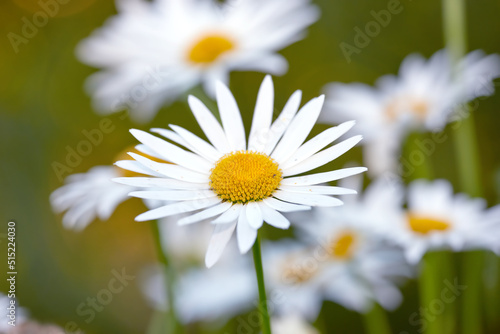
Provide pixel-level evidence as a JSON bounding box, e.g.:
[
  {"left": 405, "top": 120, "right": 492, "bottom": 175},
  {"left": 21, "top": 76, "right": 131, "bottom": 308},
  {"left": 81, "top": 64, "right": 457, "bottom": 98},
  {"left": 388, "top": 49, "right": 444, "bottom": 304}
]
[
  {"left": 188, "top": 95, "right": 231, "bottom": 152},
  {"left": 262, "top": 197, "right": 311, "bottom": 212},
  {"left": 249, "top": 75, "right": 274, "bottom": 151},
  {"left": 178, "top": 202, "right": 232, "bottom": 225},
  {"left": 135, "top": 197, "right": 221, "bottom": 221},
  {"left": 216, "top": 81, "right": 246, "bottom": 150},
  {"left": 212, "top": 204, "right": 243, "bottom": 224},
  {"left": 237, "top": 206, "right": 257, "bottom": 253},
  {"left": 114, "top": 160, "right": 163, "bottom": 177},
  {"left": 273, "top": 190, "right": 344, "bottom": 207},
  {"left": 246, "top": 201, "right": 263, "bottom": 229},
  {"left": 205, "top": 223, "right": 236, "bottom": 268},
  {"left": 259, "top": 203, "right": 290, "bottom": 229},
  {"left": 279, "top": 185, "right": 357, "bottom": 195},
  {"left": 170, "top": 124, "right": 223, "bottom": 162},
  {"left": 282, "top": 135, "right": 363, "bottom": 177},
  {"left": 130, "top": 190, "right": 216, "bottom": 201},
  {"left": 281, "top": 167, "right": 368, "bottom": 186},
  {"left": 112, "top": 177, "right": 210, "bottom": 190},
  {"left": 149, "top": 129, "right": 192, "bottom": 152}
]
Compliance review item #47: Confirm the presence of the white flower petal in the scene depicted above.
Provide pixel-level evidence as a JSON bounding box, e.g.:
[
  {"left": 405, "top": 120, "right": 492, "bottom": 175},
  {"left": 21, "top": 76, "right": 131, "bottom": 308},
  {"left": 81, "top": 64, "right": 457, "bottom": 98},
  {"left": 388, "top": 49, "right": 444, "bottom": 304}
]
[
  {"left": 246, "top": 202, "right": 263, "bottom": 229},
  {"left": 271, "top": 95, "right": 325, "bottom": 163},
  {"left": 188, "top": 95, "right": 231, "bottom": 152},
  {"left": 205, "top": 223, "right": 237, "bottom": 268},
  {"left": 281, "top": 167, "right": 368, "bottom": 186},
  {"left": 259, "top": 203, "right": 290, "bottom": 229},
  {"left": 114, "top": 160, "right": 163, "bottom": 177},
  {"left": 178, "top": 202, "right": 232, "bottom": 225},
  {"left": 212, "top": 204, "right": 243, "bottom": 224},
  {"left": 216, "top": 81, "right": 246, "bottom": 150},
  {"left": 282, "top": 135, "right": 363, "bottom": 176},
  {"left": 273, "top": 190, "right": 343, "bottom": 207},
  {"left": 263, "top": 197, "right": 311, "bottom": 212},
  {"left": 170, "top": 124, "right": 223, "bottom": 162},
  {"left": 130, "top": 190, "right": 216, "bottom": 201},
  {"left": 237, "top": 206, "right": 258, "bottom": 253},
  {"left": 148, "top": 129, "right": 192, "bottom": 152},
  {"left": 249, "top": 75, "right": 274, "bottom": 151},
  {"left": 279, "top": 185, "right": 357, "bottom": 195},
  {"left": 112, "top": 177, "right": 210, "bottom": 190},
  {"left": 135, "top": 197, "right": 221, "bottom": 222}
]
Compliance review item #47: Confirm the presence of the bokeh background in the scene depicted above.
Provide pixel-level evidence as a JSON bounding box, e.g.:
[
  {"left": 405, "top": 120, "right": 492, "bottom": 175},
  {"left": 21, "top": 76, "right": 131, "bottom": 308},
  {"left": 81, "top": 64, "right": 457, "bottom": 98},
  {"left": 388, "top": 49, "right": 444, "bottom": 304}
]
[{"left": 1, "top": 0, "right": 500, "bottom": 333}]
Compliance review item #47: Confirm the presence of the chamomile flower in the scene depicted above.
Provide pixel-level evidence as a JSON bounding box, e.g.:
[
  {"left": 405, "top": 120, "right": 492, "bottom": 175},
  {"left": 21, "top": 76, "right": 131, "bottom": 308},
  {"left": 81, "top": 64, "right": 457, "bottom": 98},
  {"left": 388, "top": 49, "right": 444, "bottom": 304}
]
[
  {"left": 114, "top": 75, "right": 366, "bottom": 266},
  {"left": 381, "top": 179, "right": 492, "bottom": 264},
  {"left": 321, "top": 49, "right": 500, "bottom": 175},
  {"left": 77, "top": 0, "right": 319, "bottom": 122},
  {"left": 50, "top": 146, "right": 166, "bottom": 230}
]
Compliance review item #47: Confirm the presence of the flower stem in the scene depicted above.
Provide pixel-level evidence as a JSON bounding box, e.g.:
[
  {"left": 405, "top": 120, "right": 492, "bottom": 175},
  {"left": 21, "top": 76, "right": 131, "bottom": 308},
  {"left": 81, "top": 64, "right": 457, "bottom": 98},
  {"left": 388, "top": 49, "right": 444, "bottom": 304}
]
[
  {"left": 419, "top": 252, "right": 443, "bottom": 334},
  {"left": 252, "top": 233, "right": 272, "bottom": 334},
  {"left": 441, "top": 0, "right": 484, "bottom": 333},
  {"left": 150, "top": 220, "right": 182, "bottom": 334},
  {"left": 362, "top": 303, "right": 391, "bottom": 334}
]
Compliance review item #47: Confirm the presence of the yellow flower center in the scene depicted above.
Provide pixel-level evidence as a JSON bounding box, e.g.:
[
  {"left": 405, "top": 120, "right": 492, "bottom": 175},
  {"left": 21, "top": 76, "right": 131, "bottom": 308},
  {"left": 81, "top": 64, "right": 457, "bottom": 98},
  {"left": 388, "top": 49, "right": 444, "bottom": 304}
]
[
  {"left": 209, "top": 151, "right": 282, "bottom": 204},
  {"left": 187, "top": 34, "right": 235, "bottom": 64},
  {"left": 283, "top": 265, "right": 317, "bottom": 284},
  {"left": 114, "top": 147, "right": 169, "bottom": 178},
  {"left": 407, "top": 213, "right": 451, "bottom": 234},
  {"left": 328, "top": 231, "right": 357, "bottom": 260},
  {"left": 386, "top": 97, "right": 429, "bottom": 121}
]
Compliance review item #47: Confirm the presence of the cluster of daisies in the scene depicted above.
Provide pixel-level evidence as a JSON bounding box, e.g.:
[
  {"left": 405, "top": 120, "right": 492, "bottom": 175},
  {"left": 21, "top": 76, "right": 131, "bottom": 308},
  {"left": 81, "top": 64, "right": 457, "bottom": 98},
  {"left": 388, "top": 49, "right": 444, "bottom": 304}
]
[{"left": 45, "top": 0, "right": 500, "bottom": 332}]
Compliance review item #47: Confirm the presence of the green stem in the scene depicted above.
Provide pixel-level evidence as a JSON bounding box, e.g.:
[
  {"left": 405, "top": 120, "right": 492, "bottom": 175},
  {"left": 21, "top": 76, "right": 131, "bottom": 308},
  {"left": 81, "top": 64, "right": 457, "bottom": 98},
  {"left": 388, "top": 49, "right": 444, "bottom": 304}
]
[
  {"left": 252, "top": 234, "right": 272, "bottom": 334},
  {"left": 419, "top": 252, "right": 444, "bottom": 334},
  {"left": 441, "top": 0, "right": 484, "bottom": 333},
  {"left": 151, "top": 221, "right": 182, "bottom": 334},
  {"left": 362, "top": 303, "right": 391, "bottom": 334}
]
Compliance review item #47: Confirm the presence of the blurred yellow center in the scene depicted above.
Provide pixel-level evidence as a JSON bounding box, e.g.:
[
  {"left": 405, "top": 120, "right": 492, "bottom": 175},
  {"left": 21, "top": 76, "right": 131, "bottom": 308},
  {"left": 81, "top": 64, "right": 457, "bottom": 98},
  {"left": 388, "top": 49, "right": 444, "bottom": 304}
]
[
  {"left": 386, "top": 97, "right": 429, "bottom": 121},
  {"left": 283, "top": 261, "right": 317, "bottom": 284},
  {"left": 188, "top": 34, "right": 234, "bottom": 64},
  {"left": 114, "top": 147, "right": 168, "bottom": 178},
  {"left": 407, "top": 213, "right": 450, "bottom": 234},
  {"left": 209, "top": 151, "right": 282, "bottom": 204},
  {"left": 329, "top": 231, "right": 357, "bottom": 260}
]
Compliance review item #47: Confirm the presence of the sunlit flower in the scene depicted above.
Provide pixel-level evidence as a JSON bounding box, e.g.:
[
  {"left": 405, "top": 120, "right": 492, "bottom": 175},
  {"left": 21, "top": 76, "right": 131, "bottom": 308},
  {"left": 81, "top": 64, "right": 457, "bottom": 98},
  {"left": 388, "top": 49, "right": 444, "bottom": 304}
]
[
  {"left": 272, "top": 314, "right": 319, "bottom": 334},
  {"left": 50, "top": 146, "right": 165, "bottom": 230},
  {"left": 380, "top": 179, "right": 495, "bottom": 264},
  {"left": 77, "top": 0, "right": 319, "bottom": 122},
  {"left": 321, "top": 49, "right": 500, "bottom": 175},
  {"left": 114, "top": 76, "right": 366, "bottom": 266}
]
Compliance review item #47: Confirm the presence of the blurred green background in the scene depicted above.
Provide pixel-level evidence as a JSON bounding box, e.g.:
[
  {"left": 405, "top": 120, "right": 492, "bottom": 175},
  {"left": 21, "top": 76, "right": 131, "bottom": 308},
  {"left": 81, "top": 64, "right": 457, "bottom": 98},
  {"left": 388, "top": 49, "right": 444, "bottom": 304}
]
[{"left": 1, "top": 0, "right": 500, "bottom": 333}]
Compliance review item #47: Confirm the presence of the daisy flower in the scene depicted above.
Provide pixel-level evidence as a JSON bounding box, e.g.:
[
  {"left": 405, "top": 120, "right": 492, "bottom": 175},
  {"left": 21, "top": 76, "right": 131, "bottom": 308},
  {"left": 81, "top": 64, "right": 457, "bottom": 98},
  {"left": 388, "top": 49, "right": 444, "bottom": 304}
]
[
  {"left": 50, "top": 146, "right": 166, "bottom": 231},
  {"left": 380, "top": 179, "right": 495, "bottom": 264},
  {"left": 114, "top": 75, "right": 366, "bottom": 266},
  {"left": 321, "top": 49, "right": 500, "bottom": 175},
  {"left": 77, "top": 0, "right": 319, "bottom": 122}
]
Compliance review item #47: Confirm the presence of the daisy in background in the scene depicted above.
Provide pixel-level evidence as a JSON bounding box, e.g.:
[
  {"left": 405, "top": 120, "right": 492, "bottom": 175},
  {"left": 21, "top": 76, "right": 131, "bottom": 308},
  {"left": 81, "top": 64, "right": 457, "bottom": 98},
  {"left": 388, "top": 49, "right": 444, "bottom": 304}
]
[
  {"left": 140, "top": 223, "right": 256, "bottom": 324},
  {"left": 1, "top": 294, "right": 28, "bottom": 334},
  {"left": 77, "top": 0, "right": 319, "bottom": 122},
  {"left": 114, "top": 75, "right": 366, "bottom": 267},
  {"left": 264, "top": 177, "right": 411, "bottom": 320},
  {"left": 380, "top": 179, "right": 500, "bottom": 264},
  {"left": 321, "top": 49, "right": 500, "bottom": 176},
  {"left": 272, "top": 314, "right": 319, "bottom": 334}
]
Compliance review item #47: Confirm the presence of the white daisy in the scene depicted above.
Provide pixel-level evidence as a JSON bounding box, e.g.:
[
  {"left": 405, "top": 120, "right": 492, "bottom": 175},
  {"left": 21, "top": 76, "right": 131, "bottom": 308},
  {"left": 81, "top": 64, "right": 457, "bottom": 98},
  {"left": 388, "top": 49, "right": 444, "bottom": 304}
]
[
  {"left": 50, "top": 146, "right": 166, "bottom": 231},
  {"left": 77, "top": 0, "right": 319, "bottom": 122},
  {"left": 114, "top": 75, "right": 366, "bottom": 266},
  {"left": 321, "top": 49, "right": 500, "bottom": 175},
  {"left": 272, "top": 314, "right": 319, "bottom": 334},
  {"left": 380, "top": 179, "right": 494, "bottom": 264}
]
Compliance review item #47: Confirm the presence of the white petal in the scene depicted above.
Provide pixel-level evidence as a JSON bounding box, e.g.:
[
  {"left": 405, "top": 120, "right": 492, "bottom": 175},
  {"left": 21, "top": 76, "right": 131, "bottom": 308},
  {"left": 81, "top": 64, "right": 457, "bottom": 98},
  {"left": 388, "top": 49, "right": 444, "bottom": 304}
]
[
  {"left": 248, "top": 75, "right": 274, "bottom": 151},
  {"left": 281, "top": 167, "right": 368, "bottom": 186},
  {"left": 205, "top": 222, "right": 237, "bottom": 268},
  {"left": 237, "top": 206, "right": 258, "bottom": 253},
  {"left": 263, "top": 90, "right": 302, "bottom": 155},
  {"left": 212, "top": 204, "right": 243, "bottom": 224},
  {"left": 273, "top": 190, "right": 344, "bottom": 207},
  {"left": 178, "top": 202, "right": 232, "bottom": 225},
  {"left": 216, "top": 81, "right": 246, "bottom": 150},
  {"left": 114, "top": 160, "right": 162, "bottom": 177},
  {"left": 282, "top": 135, "right": 363, "bottom": 177},
  {"left": 188, "top": 95, "right": 231, "bottom": 152},
  {"left": 271, "top": 95, "right": 325, "bottom": 164},
  {"left": 246, "top": 202, "right": 263, "bottom": 229},
  {"left": 259, "top": 203, "right": 290, "bottom": 229},
  {"left": 135, "top": 144, "right": 167, "bottom": 161},
  {"left": 129, "top": 152, "right": 209, "bottom": 183},
  {"left": 281, "top": 121, "right": 356, "bottom": 170},
  {"left": 130, "top": 129, "right": 212, "bottom": 174},
  {"left": 112, "top": 177, "right": 210, "bottom": 190},
  {"left": 170, "top": 125, "right": 223, "bottom": 162},
  {"left": 135, "top": 197, "right": 221, "bottom": 221},
  {"left": 279, "top": 185, "right": 357, "bottom": 195},
  {"left": 148, "top": 129, "right": 191, "bottom": 152},
  {"left": 262, "top": 197, "right": 311, "bottom": 212},
  {"left": 130, "top": 190, "right": 216, "bottom": 201}
]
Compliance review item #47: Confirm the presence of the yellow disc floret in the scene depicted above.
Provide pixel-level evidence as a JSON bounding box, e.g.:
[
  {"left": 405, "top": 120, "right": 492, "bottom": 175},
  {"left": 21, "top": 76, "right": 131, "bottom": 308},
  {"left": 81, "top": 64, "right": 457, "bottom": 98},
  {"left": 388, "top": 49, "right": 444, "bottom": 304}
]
[
  {"left": 209, "top": 151, "right": 282, "bottom": 204},
  {"left": 329, "top": 230, "right": 357, "bottom": 260},
  {"left": 407, "top": 213, "right": 451, "bottom": 234},
  {"left": 187, "top": 34, "right": 235, "bottom": 64}
]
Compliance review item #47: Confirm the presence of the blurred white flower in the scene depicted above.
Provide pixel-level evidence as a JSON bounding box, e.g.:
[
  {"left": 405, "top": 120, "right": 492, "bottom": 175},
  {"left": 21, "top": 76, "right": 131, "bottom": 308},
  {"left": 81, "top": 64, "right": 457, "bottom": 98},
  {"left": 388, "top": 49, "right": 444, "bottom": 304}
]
[
  {"left": 380, "top": 179, "right": 498, "bottom": 264},
  {"left": 321, "top": 49, "right": 500, "bottom": 176},
  {"left": 77, "top": 0, "right": 319, "bottom": 122},
  {"left": 0, "top": 294, "right": 28, "bottom": 333},
  {"left": 115, "top": 76, "right": 365, "bottom": 267},
  {"left": 272, "top": 314, "right": 319, "bottom": 334}
]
